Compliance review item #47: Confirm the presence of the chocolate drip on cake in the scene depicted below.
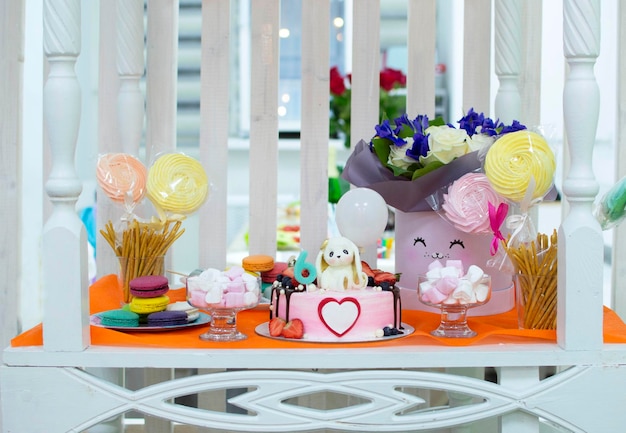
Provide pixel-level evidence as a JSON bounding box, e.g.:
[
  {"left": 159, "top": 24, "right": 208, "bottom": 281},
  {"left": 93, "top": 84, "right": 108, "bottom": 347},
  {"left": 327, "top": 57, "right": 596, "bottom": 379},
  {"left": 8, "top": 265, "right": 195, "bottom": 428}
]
[{"left": 269, "top": 276, "right": 299, "bottom": 322}]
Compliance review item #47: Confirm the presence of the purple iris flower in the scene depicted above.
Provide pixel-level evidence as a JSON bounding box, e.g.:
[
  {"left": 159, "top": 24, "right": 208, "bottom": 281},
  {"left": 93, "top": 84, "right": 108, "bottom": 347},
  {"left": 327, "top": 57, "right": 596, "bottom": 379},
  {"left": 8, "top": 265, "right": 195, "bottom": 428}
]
[
  {"left": 372, "top": 119, "right": 406, "bottom": 148},
  {"left": 480, "top": 117, "right": 501, "bottom": 136},
  {"left": 458, "top": 108, "right": 485, "bottom": 136},
  {"left": 413, "top": 114, "right": 430, "bottom": 135},
  {"left": 405, "top": 114, "right": 430, "bottom": 159},
  {"left": 500, "top": 120, "right": 527, "bottom": 134},
  {"left": 406, "top": 133, "right": 430, "bottom": 159}
]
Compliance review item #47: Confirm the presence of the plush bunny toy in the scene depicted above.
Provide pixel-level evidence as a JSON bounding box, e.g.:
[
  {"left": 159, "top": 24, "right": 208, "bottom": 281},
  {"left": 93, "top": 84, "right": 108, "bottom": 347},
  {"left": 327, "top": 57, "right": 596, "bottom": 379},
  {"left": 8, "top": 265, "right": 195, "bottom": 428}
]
[{"left": 315, "top": 236, "right": 368, "bottom": 291}]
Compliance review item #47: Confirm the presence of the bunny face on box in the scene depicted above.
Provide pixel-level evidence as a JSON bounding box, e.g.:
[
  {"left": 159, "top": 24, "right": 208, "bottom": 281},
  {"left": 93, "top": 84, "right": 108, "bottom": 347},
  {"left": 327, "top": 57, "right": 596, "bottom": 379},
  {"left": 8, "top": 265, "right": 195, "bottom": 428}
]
[{"left": 395, "top": 210, "right": 514, "bottom": 315}]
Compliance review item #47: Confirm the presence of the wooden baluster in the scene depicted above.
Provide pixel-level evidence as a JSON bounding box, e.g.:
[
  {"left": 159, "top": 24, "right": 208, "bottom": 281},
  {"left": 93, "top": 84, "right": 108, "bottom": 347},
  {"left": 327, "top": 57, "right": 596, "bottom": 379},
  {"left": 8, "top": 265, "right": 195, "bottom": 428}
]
[
  {"left": 96, "top": 0, "right": 121, "bottom": 277},
  {"left": 520, "top": 0, "right": 543, "bottom": 126},
  {"left": 559, "top": 0, "right": 603, "bottom": 349},
  {"left": 350, "top": 0, "right": 380, "bottom": 145},
  {"left": 613, "top": 1, "right": 626, "bottom": 320},
  {"left": 494, "top": 0, "right": 522, "bottom": 124},
  {"left": 199, "top": 0, "right": 231, "bottom": 270},
  {"left": 299, "top": 0, "right": 330, "bottom": 259},
  {"left": 350, "top": 0, "right": 380, "bottom": 265},
  {"left": 248, "top": 0, "right": 280, "bottom": 255},
  {"left": 463, "top": 0, "right": 492, "bottom": 113},
  {"left": 145, "top": 0, "right": 179, "bottom": 163},
  {"left": 42, "top": 0, "right": 90, "bottom": 351},
  {"left": 407, "top": 0, "right": 436, "bottom": 118},
  {"left": 1, "top": 0, "right": 24, "bottom": 349},
  {"left": 116, "top": 0, "right": 144, "bottom": 156}
]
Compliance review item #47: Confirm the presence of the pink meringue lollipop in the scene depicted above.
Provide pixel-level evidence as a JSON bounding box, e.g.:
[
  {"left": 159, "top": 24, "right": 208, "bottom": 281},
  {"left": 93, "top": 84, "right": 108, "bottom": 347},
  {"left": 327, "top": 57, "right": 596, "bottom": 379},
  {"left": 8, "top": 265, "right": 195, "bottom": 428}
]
[
  {"left": 442, "top": 172, "right": 505, "bottom": 234},
  {"left": 96, "top": 153, "right": 147, "bottom": 205}
]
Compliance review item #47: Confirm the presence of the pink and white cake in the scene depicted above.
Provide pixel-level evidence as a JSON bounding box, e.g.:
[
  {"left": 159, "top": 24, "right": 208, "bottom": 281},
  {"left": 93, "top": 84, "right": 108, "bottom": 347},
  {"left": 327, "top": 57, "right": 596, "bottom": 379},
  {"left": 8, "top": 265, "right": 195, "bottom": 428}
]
[
  {"left": 268, "top": 237, "right": 403, "bottom": 342},
  {"left": 270, "top": 285, "right": 402, "bottom": 341}
]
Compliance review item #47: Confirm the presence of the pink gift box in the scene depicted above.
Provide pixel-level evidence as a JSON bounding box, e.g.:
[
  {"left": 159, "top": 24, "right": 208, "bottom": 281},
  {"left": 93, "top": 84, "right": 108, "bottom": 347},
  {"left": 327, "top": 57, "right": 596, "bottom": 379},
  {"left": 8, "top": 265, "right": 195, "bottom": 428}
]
[{"left": 394, "top": 210, "right": 514, "bottom": 316}]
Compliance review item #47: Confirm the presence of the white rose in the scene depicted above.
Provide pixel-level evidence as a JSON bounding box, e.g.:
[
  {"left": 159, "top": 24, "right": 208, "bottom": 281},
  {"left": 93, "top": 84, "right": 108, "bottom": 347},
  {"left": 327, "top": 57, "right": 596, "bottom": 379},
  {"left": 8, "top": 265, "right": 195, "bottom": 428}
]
[
  {"left": 387, "top": 141, "right": 418, "bottom": 170},
  {"left": 467, "top": 132, "right": 496, "bottom": 152},
  {"left": 420, "top": 125, "right": 469, "bottom": 165}
]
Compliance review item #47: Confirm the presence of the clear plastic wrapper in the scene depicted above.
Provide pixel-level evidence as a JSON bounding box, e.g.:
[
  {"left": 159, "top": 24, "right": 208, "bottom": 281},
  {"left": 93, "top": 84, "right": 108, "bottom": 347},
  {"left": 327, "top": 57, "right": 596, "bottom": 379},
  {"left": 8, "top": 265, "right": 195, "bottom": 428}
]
[
  {"left": 426, "top": 171, "right": 507, "bottom": 235},
  {"left": 146, "top": 151, "right": 210, "bottom": 220},
  {"left": 484, "top": 129, "right": 556, "bottom": 250},
  {"left": 594, "top": 176, "right": 626, "bottom": 230},
  {"left": 96, "top": 152, "right": 147, "bottom": 217}
]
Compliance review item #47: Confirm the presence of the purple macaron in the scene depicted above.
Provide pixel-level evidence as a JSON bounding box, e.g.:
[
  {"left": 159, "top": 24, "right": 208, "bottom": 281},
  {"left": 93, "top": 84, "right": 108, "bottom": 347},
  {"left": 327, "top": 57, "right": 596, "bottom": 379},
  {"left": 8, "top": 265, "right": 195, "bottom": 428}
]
[
  {"left": 129, "top": 275, "right": 170, "bottom": 298},
  {"left": 146, "top": 310, "right": 188, "bottom": 327}
]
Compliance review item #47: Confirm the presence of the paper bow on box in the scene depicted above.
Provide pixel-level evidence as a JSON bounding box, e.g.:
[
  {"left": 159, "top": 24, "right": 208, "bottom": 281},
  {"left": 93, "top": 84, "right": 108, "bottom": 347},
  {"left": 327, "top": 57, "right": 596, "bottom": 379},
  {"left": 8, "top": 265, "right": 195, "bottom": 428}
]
[{"left": 341, "top": 140, "right": 484, "bottom": 212}]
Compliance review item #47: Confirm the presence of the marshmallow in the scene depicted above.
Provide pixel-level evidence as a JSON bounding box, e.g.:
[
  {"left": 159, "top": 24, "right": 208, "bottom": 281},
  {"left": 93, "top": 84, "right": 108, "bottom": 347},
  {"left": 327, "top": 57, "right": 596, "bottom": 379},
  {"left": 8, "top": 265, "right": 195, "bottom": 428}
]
[
  {"left": 223, "top": 265, "right": 245, "bottom": 280},
  {"left": 445, "top": 260, "right": 464, "bottom": 274},
  {"left": 466, "top": 265, "right": 485, "bottom": 284},
  {"left": 440, "top": 266, "right": 462, "bottom": 278},
  {"left": 426, "top": 268, "right": 442, "bottom": 279},
  {"left": 204, "top": 287, "right": 224, "bottom": 304},
  {"left": 243, "top": 291, "right": 259, "bottom": 306},
  {"left": 475, "top": 283, "right": 490, "bottom": 302},
  {"left": 224, "top": 292, "right": 245, "bottom": 307},
  {"left": 199, "top": 268, "right": 221, "bottom": 282},
  {"left": 428, "top": 260, "right": 443, "bottom": 271},
  {"left": 435, "top": 276, "right": 458, "bottom": 295},
  {"left": 453, "top": 279, "right": 474, "bottom": 302}
]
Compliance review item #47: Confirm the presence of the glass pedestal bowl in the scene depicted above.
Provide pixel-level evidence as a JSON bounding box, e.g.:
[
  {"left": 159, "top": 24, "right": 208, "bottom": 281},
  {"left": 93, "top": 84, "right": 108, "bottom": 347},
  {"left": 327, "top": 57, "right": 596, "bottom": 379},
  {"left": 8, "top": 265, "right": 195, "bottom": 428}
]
[
  {"left": 417, "top": 273, "right": 492, "bottom": 338},
  {"left": 186, "top": 272, "right": 261, "bottom": 342}
]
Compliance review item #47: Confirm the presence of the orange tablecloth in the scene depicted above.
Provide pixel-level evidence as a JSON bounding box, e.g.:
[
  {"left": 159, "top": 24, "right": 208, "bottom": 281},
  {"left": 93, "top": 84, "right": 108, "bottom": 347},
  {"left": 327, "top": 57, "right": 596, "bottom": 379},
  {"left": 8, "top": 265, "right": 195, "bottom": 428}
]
[{"left": 12, "top": 274, "right": 626, "bottom": 348}]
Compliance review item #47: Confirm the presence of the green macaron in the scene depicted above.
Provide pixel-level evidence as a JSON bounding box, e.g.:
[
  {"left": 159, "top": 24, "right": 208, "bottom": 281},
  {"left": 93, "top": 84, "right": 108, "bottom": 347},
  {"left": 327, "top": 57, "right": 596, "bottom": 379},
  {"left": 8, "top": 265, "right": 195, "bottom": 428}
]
[{"left": 99, "top": 309, "right": 140, "bottom": 327}]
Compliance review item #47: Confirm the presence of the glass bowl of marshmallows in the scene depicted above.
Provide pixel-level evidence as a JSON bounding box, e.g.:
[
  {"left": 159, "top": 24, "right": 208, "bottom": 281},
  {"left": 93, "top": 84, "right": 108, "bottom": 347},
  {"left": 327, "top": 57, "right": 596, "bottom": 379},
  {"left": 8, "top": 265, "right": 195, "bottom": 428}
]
[{"left": 186, "top": 266, "right": 261, "bottom": 342}]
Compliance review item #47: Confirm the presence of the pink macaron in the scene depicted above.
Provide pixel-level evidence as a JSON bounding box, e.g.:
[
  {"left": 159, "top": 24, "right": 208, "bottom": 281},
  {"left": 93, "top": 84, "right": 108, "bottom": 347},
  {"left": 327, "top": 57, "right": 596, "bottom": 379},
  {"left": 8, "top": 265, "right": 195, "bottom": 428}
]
[{"left": 129, "top": 275, "right": 170, "bottom": 298}]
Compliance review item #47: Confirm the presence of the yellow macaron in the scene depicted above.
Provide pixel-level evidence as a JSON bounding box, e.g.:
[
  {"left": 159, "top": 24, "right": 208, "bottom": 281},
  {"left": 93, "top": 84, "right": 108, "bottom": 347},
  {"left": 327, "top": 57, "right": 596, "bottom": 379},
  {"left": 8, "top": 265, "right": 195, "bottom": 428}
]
[{"left": 129, "top": 295, "right": 170, "bottom": 314}]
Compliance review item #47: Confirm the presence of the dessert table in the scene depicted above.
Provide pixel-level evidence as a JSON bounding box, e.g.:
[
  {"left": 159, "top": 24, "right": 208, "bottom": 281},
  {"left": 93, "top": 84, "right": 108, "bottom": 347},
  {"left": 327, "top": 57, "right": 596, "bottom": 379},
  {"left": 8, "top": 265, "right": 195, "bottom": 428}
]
[{"left": 10, "top": 275, "right": 626, "bottom": 352}]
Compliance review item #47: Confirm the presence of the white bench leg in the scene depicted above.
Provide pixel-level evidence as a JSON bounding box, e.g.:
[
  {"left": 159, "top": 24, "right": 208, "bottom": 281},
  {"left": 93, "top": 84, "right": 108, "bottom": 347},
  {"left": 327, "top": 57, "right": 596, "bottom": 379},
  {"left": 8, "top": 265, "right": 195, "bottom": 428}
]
[{"left": 497, "top": 366, "right": 540, "bottom": 433}]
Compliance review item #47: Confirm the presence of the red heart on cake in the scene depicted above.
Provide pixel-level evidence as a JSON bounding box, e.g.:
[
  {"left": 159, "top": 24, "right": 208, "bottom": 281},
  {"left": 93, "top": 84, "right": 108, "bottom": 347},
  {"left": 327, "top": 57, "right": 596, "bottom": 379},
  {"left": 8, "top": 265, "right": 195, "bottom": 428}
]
[{"left": 318, "top": 297, "right": 361, "bottom": 337}]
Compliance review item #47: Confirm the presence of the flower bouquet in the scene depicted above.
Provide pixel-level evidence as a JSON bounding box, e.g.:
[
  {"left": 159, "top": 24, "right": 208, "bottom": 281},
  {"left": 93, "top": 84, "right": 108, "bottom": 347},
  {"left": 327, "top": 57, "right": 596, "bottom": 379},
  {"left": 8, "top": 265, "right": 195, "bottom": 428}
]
[{"left": 342, "top": 108, "right": 526, "bottom": 212}]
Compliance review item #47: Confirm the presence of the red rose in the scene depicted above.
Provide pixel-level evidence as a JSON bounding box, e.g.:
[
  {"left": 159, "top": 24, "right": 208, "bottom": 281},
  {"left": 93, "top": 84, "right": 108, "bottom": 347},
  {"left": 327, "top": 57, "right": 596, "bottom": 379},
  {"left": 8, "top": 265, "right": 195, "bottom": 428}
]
[
  {"left": 379, "top": 67, "right": 406, "bottom": 91},
  {"left": 330, "top": 66, "right": 347, "bottom": 95}
]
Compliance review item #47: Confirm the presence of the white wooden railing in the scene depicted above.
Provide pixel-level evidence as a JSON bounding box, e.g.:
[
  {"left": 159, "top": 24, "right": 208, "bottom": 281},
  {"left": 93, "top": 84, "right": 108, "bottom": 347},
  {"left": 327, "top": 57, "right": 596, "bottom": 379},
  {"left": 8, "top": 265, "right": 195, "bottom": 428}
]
[{"left": 3, "top": 0, "right": 626, "bottom": 432}]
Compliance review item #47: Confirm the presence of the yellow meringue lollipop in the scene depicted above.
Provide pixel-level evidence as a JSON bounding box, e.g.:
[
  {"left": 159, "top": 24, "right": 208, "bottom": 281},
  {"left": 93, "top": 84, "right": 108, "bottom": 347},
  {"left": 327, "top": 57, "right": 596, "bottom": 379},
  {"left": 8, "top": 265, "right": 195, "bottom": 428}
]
[
  {"left": 485, "top": 130, "right": 555, "bottom": 203},
  {"left": 147, "top": 153, "right": 209, "bottom": 215}
]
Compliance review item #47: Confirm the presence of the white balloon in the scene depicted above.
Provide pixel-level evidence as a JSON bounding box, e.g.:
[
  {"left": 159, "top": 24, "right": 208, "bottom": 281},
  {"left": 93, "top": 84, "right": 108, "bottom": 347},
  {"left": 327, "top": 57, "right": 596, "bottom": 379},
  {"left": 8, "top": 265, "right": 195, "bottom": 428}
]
[{"left": 335, "top": 188, "right": 388, "bottom": 247}]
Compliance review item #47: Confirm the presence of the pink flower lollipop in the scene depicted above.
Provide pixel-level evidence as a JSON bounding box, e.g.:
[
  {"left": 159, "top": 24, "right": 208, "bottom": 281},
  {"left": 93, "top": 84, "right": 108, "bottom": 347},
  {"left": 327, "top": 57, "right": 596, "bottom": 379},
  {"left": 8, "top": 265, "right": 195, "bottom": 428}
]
[
  {"left": 442, "top": 172, "right": 505, "bottom": 234},
  {"left": 96, "top": 153, "right": 147, "bottom": 206}
]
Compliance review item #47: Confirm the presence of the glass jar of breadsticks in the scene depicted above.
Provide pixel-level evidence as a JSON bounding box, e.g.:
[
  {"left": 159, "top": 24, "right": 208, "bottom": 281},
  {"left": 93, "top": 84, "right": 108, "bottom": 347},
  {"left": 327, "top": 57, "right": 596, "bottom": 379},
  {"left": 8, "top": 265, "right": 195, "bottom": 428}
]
[
  {"left": 100, "top": 219, "right": 184, "bottom": 303},
  {"left": 484, "top": 130, "right": 558, "bottom": 330},
  {"left": 504, "top": 230, "right": 558, "bottom": 330},
  {"left": 96, "top": 152, "right": 209, "bottom": 303}
]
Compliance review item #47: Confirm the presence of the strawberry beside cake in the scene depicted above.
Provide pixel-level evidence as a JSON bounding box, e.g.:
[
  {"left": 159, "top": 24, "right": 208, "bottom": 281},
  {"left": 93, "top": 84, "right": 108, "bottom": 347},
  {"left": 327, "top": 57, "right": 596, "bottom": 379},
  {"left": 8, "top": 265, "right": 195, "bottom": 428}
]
[{"left": 268, "top": 237, "right": 403, "bottom": 342}]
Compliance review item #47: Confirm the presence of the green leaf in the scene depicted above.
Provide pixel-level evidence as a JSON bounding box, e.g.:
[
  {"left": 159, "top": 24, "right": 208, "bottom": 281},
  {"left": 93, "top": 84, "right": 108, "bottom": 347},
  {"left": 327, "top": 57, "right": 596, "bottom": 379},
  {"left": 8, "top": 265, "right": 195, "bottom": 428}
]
[
  {"left": 372, "top": 137, "right": 392, "bottom": 166},
  {"left": 411, "top": 161, "right": 444, "bottom": 180},
  {"left": 389, "top": 164, "right": 414, "bottom": 178},
  {"left": 429, "top": 117, "right": 446, "bottom": 127},
  {"left": 397, "top": 123, "right": 414, "bottom": 139}
]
